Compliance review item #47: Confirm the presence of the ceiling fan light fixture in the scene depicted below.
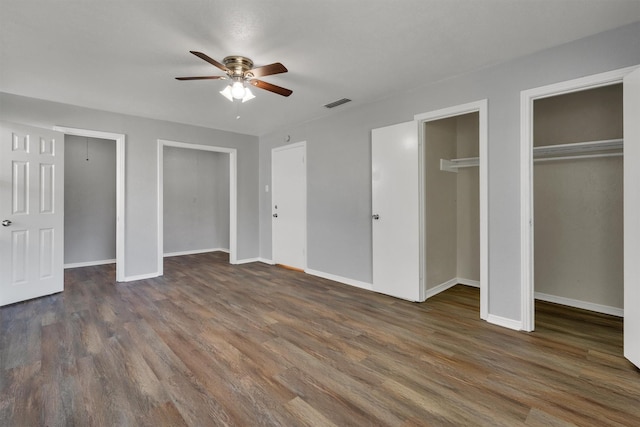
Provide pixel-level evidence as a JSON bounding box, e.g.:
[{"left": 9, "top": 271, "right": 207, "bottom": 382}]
[
  {"left": 220, "top": 83, "right": 255, "bottom": 103},
  {"left": 219, "top": 85, "right": 234, "bottom": 102},
  {"left": 241, "top": 87, "right": 255, "bottom": 103},
  {"left": 231, "top": 81, "right": 246, "bottom": 99}
]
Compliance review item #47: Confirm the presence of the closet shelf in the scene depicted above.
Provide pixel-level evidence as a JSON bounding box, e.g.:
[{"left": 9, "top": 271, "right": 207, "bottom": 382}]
[
  {"left": 440, "top": 138, "right": 623, "bottom": 172},
  {"left": 440, "top": 157, "right": 479, "bottom": 172}
]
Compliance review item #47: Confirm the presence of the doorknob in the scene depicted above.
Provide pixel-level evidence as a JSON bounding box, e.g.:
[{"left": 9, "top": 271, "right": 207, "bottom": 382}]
[
  {"left": 372, "top": 214, "right": 380, "bottom": 220},
  {"left": 273, "top": 213, "right": 278, "bottom": 218},
  {"left": 2, "top": 220, "right": 11, "bottom": 227}
]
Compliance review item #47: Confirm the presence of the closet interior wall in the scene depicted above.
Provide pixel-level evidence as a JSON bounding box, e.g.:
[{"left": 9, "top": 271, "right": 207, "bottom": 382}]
[
  {"left": 64, "top": 135, "right": 116, "bottom": 266},
  {"left": 163, "top": 146, "right": 230, "bottom": 256},
  {"left": 533, "top": 84, "right": 623, "bottom": 312},
  {"left": 424, "top": 112, "right": 480, "bottom": 292}
]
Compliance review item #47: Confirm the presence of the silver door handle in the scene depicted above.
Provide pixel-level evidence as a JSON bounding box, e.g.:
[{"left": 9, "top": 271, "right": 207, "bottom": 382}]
[
  {"left": 372, "top": 214, "right": 379, "bottom": 220},
  {"left": 273, "top": 213, "right": 278, "bottom": 218},
  {"left": 2, "top": 220, "right": 11, "bottom": 227}
]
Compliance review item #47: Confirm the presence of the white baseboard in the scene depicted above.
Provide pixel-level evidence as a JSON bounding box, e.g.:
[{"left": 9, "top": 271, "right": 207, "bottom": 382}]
[
  {"left": 258, "top": 258, "right": 276, "bottom": 265},
  {"left": 535, "top": 292, "right": 623, "bottom": 317},
  {"left": 234, "top": 257, "right": 264, "bottom": 265},
  {"left": 425, "top": 278, "right": 458, "bottom": 298},
  {"left": 64, "top": 259, "right": 116, "bottom": 269},
  {"left": 425, "top": 277, "right": 480, "bottom": 298},
  {"left": 122, "top": 272, "right": 161, "bottom": 282},
  {"left": 487, "top": 314, "right": 523, "bottom": 331},
  {"left": 163, "top": 248, "right": 228, "bottom": 257},
  {"left": 304, "top": 269, "right": 373, "bottom": 291},
  {"left": 457, "top": 278, "right": 480, "bottom": 288}
]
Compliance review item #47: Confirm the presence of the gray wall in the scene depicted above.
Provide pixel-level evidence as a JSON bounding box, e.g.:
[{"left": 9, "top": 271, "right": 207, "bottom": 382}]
[
  {"left": 534, "top": 85, "right": 623, "bottom": 309},
  {"left": 64, "top": 135, "right": 116, "bottom": 264},
  {"left": 163, "top": 146, "right": 230, "bottom": 255},
  {"left": 258, "top": 22, "right": 640, "bottom": 322},
  {"left": 0, "top": 94, "right": 259, "bottom": 278}
]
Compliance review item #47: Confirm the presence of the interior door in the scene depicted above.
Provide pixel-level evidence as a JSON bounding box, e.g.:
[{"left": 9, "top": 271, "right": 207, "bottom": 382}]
[
  {"left": 371, "top": 121, "right": 420, "bottom": 301},
  {"left": 624, "top": 67, "right": 640, "bottom": 368},
  {"left": 272, "top": 142, "right": 306, "bottom": 270},
  {"left": 0, "top": 122, "right": 64, "bottom": 306}
]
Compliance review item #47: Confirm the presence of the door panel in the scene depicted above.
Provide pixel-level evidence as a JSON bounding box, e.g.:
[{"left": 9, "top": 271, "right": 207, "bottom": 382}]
[
  {"left": 272, "top": 143, "right": 306, "bottom": 270},
  {"left": 624, "top": 67, "right": 640, "bottom": 368},
  {"left": 1, "top": 122, "right": 64, "bottom": 306},
  {"left": 372, "top": 121, "right": 420, "bottom": 301}
]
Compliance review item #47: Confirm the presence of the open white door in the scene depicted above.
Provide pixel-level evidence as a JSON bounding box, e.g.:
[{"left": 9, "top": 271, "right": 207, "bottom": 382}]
[
  {"left": 372, "top": 121, "right": 420, "bottom": 301},
  {"left": 272, "top": 142, "right": 306, "bottom": 270},
  {"left": 1, "top": 122, "right": 64, "bottom": 306},
  {"left": 624, "top": 67, "right": 640, "bottom": 368}
]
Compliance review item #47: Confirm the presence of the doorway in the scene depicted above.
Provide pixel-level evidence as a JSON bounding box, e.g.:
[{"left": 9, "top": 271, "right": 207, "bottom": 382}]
[
  {"left": 64, "top": 135, "right": 117, "bottom": 270},
  {"left": 54, "top": 126, "right": 125, "bottom": 282},
  {"left": 533, "top": 85, "right": 623, "bottom": 320},
  {"left": 157, "top": 139, "right": 237, "bottom": 275},
  {"left": 415, "top": 100, "right": 488, "bottom": 319},
  {"left": 520, "top": 67, "right": 636, "bottom": 334}
]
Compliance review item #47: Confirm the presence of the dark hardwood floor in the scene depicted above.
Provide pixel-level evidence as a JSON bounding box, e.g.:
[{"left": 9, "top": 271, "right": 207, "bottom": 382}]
[{"left": 1, "top": 252, "right": 639, "bottom": 426}]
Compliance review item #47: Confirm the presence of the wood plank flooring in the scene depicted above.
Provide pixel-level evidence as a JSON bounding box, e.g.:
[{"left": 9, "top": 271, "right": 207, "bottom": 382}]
[{"left": 1, "top": 251, "right": 639, "bottom": 426}]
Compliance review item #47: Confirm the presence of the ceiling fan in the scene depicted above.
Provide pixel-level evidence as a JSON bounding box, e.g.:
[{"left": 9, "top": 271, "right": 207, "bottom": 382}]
[{"left": 176, "top": 51, "right": 292, "bottom": 102}]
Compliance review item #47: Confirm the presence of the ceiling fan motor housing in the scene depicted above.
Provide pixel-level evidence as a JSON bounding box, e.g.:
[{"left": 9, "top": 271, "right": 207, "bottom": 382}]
[{"left": 223, "top": 56, "right": 254, "bottom": 78}]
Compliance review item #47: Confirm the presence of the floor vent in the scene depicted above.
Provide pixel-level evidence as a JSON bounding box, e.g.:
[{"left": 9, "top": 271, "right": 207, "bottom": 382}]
[{"left": 324, "top": 98, "right": 352, "bottom": 109}]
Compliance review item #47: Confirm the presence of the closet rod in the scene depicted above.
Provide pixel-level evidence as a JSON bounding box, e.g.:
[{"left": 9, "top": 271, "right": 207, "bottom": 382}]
[
  {"left": 534, "top": 152, "right": 622, "bottom": 163},
  {"left": 533, "top": 138, "right": 622, "bottom": 156},
  {"left": 440, "top": 158, "right": 478, "bottom": 172}
]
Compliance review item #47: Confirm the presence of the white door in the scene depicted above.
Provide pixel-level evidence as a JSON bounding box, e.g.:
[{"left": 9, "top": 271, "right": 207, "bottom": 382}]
[
  {"left": 272, "top": 142, "right": 306, "bottom": 270},
  {"left": 624, "top": 67, "right": 640, "bottom": 368},
  {"left": 372, "top": 121, "right": 420, "bottom": 301},
  {"left": 1, "top": 122, "right": 64, "bottom": 306}
]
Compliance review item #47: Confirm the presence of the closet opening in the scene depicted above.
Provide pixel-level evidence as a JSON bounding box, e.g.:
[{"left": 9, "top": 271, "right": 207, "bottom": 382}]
[
  {"left": 64, "top": 136, "right": 117, "bottom": 275},
  {"left": 157, "top": 139, "right": 238, "bottom": 275},
  {"left": 415, "top": 99, "right": 487, "bottom": 319},
  {"left": 424, "top": 112, "right": 480, "bottom": 299},
  {"left": 55, "top": 126, "right": 125, "bottom": 282},
  {"left": 532, "top": 84, "right": 623, "bottom": 325}
]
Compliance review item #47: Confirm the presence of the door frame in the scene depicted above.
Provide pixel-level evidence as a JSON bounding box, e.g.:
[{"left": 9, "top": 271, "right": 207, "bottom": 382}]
[
  {"left": 271, "top": 141, "right": 307, "bottom": 269},
  {"left": 157, "top": 139, "right": 237, "bottom": 274},
  {"left": 519, "top": 65, "right": 639, "bottom": 332},
  {"left": 414, "top": 99, "right": 488, "bottom": 318},
  {"left": 53, "top": 126, "right": 126, "bottom": 282}
]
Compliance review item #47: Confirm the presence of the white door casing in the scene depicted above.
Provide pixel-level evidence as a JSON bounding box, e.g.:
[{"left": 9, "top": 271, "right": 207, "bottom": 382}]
[
  {"left": 520, "top": 65, "right": 639, "bottom": 335},
  {"left": 1, "top": 122, "right": 64, "bottom": 306},
  {"left": 415, "top": 99, "right": 489, "bottom": 318},
  {"left": 271, "top": 142, "right": 306, "bottom": 270},
  {"left": 157, "top": 139, "right": 238, "bottom": 274},
  {"left": 371, "top": 121, "right": 420, "bottom": 301},
  {"left": 623, "top": 66, "right": 640, "bottom": 368},
  {"left": 53, "top": 126, "right": 126, "bottom": 282}
]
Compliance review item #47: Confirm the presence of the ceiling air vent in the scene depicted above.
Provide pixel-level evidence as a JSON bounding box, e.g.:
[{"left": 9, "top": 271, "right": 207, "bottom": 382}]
[{"left": 324, "top": 98, "right": 352, "bottom": 109}]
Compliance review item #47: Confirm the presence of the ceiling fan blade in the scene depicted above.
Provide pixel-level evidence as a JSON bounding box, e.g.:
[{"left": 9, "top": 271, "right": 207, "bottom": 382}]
[
  {"left": 250, "top": 79, "right": 293, "bottom": 97},
  {"left": 190, "top": 51, "right": 228, "bottom": 72},
  {"left": 175, "top": 76, "right": 225, "bottom": 80},
  {"left": 248, "top": 62, "right": 288, "bottom": 78}
]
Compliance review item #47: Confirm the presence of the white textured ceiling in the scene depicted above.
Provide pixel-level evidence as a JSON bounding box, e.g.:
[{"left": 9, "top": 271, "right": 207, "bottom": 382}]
[{"left": 1, "top": 0, "right": 639, "bottom": 136}]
